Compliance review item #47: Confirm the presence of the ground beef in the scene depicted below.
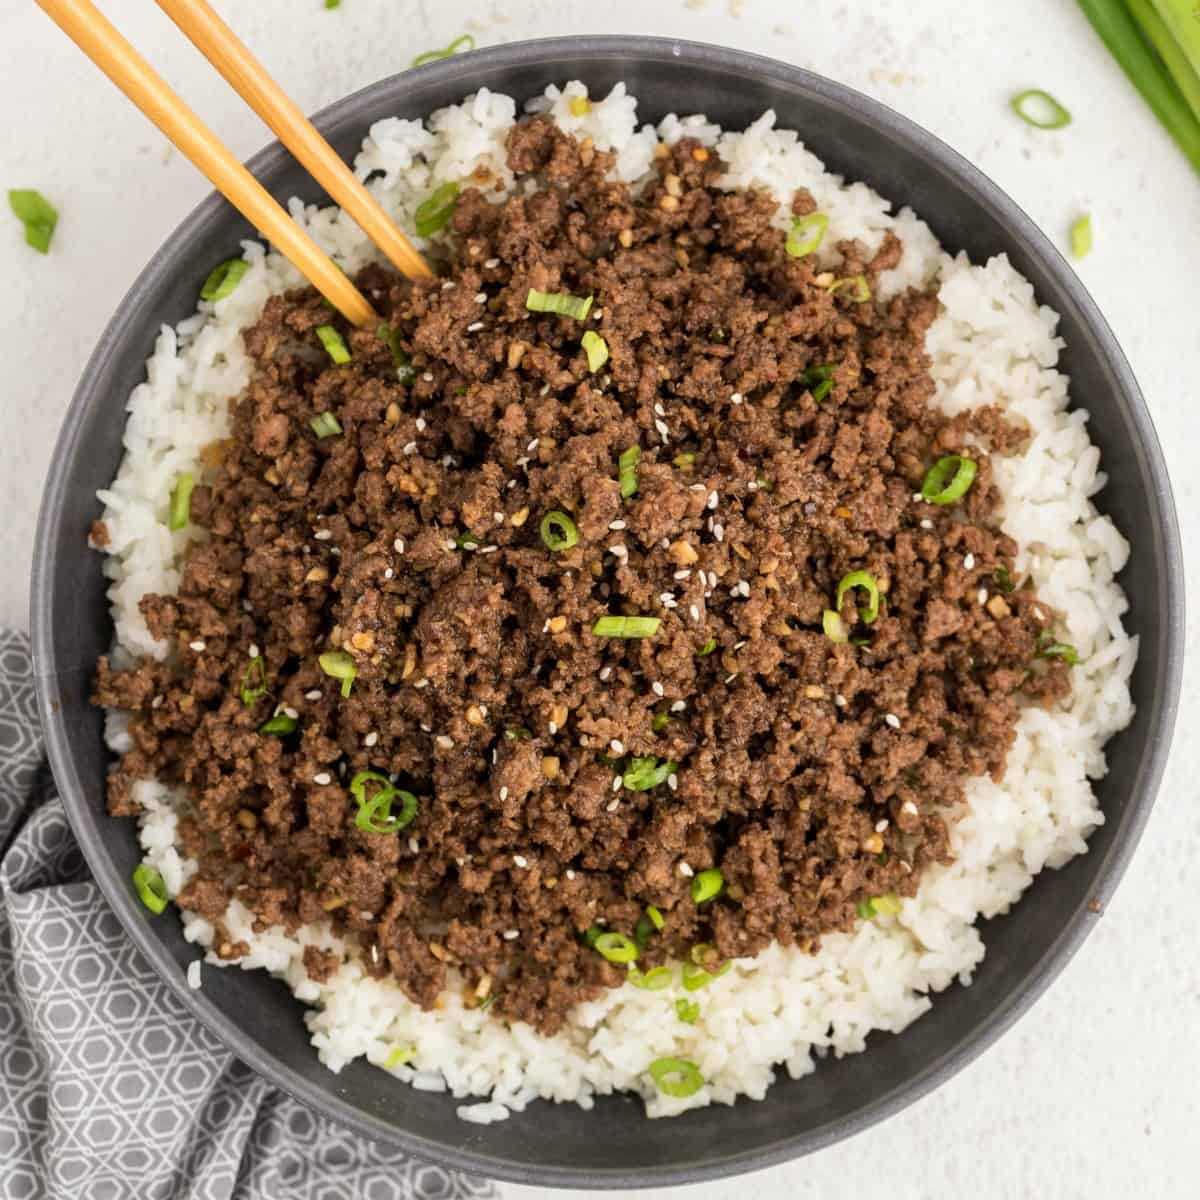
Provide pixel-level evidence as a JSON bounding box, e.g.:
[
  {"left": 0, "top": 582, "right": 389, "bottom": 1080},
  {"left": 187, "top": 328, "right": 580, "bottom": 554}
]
[{"left": 93, "top": 117, "right": 1072, "bottom": 1035}]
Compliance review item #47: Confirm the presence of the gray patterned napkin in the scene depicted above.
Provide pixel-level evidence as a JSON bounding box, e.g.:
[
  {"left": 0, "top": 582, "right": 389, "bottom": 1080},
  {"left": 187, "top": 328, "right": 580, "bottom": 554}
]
[{"left": 0, "top": 629, "right": 494, "bottom": 1200}]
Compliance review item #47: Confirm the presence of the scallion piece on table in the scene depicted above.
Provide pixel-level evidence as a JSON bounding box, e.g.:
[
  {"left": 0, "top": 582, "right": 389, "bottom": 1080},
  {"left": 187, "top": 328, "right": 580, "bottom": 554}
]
[
  {"left": 622, "top": 756, "right": 677, "bottom": 792},
  {"left": 132, "top": 863, "right": 169, "bottom": 914},
  {"left": 1076, "top": 0, "right": 1200, "bottom": 176},
  {"left": 1011, "top": 88, "right": 1073, "bottom": 128},
  {"left": 581, "top": 330, "right": 609, "bottom": 372},
  {"left": 690, "top": 868, "right": 724, "bottom": 904},
  {"left": 168, "top": 472, "right": 194, "bottom": 531},
  {"left": 259, "top": 712, "right": 298, "bottom": 736},
  {"left": 526, "top": 288, "right": 594, "bottom": 321},
  {"left": 316, "top": 325, "right": 351, "bottom": 364},
  {"left": 592, "top": 615, "right": 661, "bottom": 638},
  {"left": 1070, "top": 213, "right": 1094, "bottom": 259},
  {"left": 413, "top": 181, "right": 460, "bottom": 238},
  {"left": 411, "top": 33, "right": 475, "bottom": 68},
  {"left": 648, "top": 1057, "right": 705, "bottom": 1098},
  {"left": 836, "top": 569, "right": 881, "bottom": 625},
  {"left": 8, "top": 189, "right": 58, "bottom": 253},
  {"left": 627, "top": 965, "right": 672, "bottom": 990},
  {"left": 826, "top": 274, "right": 871, "bottom": 302},
  {"left": 318, "top": 650, "right": 358, "bottom": 697},
  {"left": 592, "top": 932, "right": 639, "bottom": 963},
  {"left": 823, "top": 609, "right": 849, "bottom": 644},
  {"left": 920, "top": 454, "right": 977, "bottom": 504},
  {"left": 675, "top": 998, "right": 700, "bottom": 1024},
  {"left": 785, "top": 211, "right": 828, "bottom": 257},
  {"left": 618, "top": 445, "right": 641, "bottom": 498},
  {"left": 199, "top": 257, "right": 248, "bottom": 301},
  {"left": 310, "top": 412, "right": 343, "bottom": 439},
  {"left": 540, "top": 510, "right": 579, "bottom": 552},
  {"left": 240, "top": 655, "right": 267, "bottom": 707}
]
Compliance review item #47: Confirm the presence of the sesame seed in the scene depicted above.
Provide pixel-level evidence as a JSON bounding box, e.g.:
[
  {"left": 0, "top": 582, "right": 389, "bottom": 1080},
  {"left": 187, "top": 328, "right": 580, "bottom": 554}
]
[
  {"left": 678, "top": 862, "right": 694, "bottom": 878},
  {"left": 394, "top": 537, "right": 406, "bottom": 554},
  {"left": 283, "top": 706, "right": 299, "bottom": 720},
  {"left": 248, "top": 644, "right": 260, "bottom": 658},
  {"left": 313, "top": 773, "right": 331, "bottom": 785},
  {"left": 422, "top": 371, "right": 434, "bottom": 382},
  {"left": 875, "top": 819, "right": 889, "bottom": 832},
  {"left": 305, "top": 689, "right": 322, "bottom": 701},
  {"left": 527, "top": 438, "right": 540, "bottom": 453},
  {"left": 654, "top": 418, "right": 670, "bottom": 440},
  {"left": 499, "top": 786, "right": 509, "bottom": 801},
  {"left": 654, "top": 402, "right": 666, "bottom": 417},
  {"left": 484, "top": 257, "right": 500, "bottom": 269},
  {"left": 599, "top": 667, "right": 612, "bottom": 682},
  {"left": 604, "top": 796, "right": 620, "bottom": 813},
  {"left": 370, "top": 944, "right": 379, "bottom": 963},
  {"left": 964, "top": 553, "right": 976, "bottom": 570},
  {"left": 474, "top": 292, "right": 488, "bottom": 304},
  {"left": 673, "top": 569, "right": 691, "bottom": 580},
  {"left": 724, "top": 672, "right": 738, "bottom": 684},
  {"left": 708, "top": 571, "right": 719, "bottom": 589},
  {"left": 403, "top": 441, "right": 418, "bottom": 455},
  {"left": 479, "top": 545, "right": 499, "bottom": 554},
  {"left": 383, "top": 567, "right": 394, "bottom": 580},
  {"left": 651, "top": 681, "right": 665, "bottom": 697},
  {"left": 919, "top": 519, "right": 933, "bottom": 530},
  {"left": 441, "top": 281, "right": 455, "bottom": 290},
  {"left": 609, "top": 544, "right": 628, "bottom": 558},
  {"left": 690, "top": 483, "right": 707, "bottom": 493},
  {"left": 885, "top": 713, "right": 901, "bottom": 729},
  {"left": 188, "top": 640, "right": 206, "bottom": 652},
  {"left": 445, "top": 538, "right": 457, "bottom": 551},
  {"left": 667, "top": 774, "right": 678, "bottom": 791},
  {"left": 610, "top": 739, "right": 624, "bottom": 755},
  {"left": 609, "top": 519, "right": 627, "bottom": 531},
  {"left": 707, "top": 491, "right": 719, "bottom": 510},
  {"left": 513, "top": 854, "right": 528, "bottom": 868},
  {"left": 659, "top": 592, "right": 675, "bottom": 605},
  {"left": 611, "top": 776, "right": 622, "bottom": 793},
  {"left": 566, "top": 869, "right": 577, "bottom": 880},
  {"left": 713, "top": 523, "right": 725, "bottom": 542},
  {"left": 409, "top": 837, "right": 420, "bottom": 854},
  {"left": 436, "top": 734, "right": 454, "bottom": 749},
  {"left": 151, "top": 695, "right": 163, "bottom": 709},
  {"left": 671, "top": 700, "right": 686, "bottom": 712},
  {"left": 503, "top": 929, "right": 520, "bottom": 940},
  {"left": 364, "top": 732, "right": 379, "bottom": 748},
  {"left": 733, "top": 640, "right": 747, "bottom": 651},
  {"left": 912, "top": 492, "right": 923, "bottom": 502},
  {"left": 730, "top": 392, "right": 743, "bottom": 404},
  {"left": 420, "top": 723, "right": 432, "bottom": 733},
  {"left": 466, "top": 321, "right": 484, "bottom": 333},
  {"left": 415, "top": 417, "right": 427, "bottom": 432},
  {"left": 902, "top": 800, "right": 919, "bottom": 816},
  {"left": 977, "top": 588, "right": 989, "bottom": 605},
  {"left": 548, "top": 721, "right": 558, "bottom": 735},
  {"left": 835, "top": 693, "right": 847, "bottom": 707}
]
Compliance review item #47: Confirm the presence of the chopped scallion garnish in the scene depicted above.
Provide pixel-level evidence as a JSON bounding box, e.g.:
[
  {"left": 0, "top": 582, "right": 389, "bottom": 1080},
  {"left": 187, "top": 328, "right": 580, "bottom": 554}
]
[
  {"left": 646, "top": 904, "right": 664, "bottom": 931},
  {"left": 240, "top": 656, "right": 267, "bottom": 707},
  {"left": 648, "top": 1057, "right": 705, "bottom": 1098},
  {"left": 1070, "top": 213, "right": 1093, "bottom": 259},
  {"left": 8, "top": 189, "right": 58, "bottom": 253},
  {"left": 504, "top": 726, "right": 532, "bottom": 741},
  {"left": 526, "top": 289, "right": 593, "bottom": 321},
  {"left": 690, "top": 868, "right": 724, "bottom": 904},
  {"left": 592, "top": 615, "right": 661, "bottom": 638},
  {"left": 199, "top": 257, "right": 248, "bottom": 301},
  {"left": 858, "top": 893, "right": 903, "bottom": 920},
  {"left": 581, "top": 330, "right": 609, "bottom": 372},
  {"left": 785, "top": 211, "right": 828, "bottom": 257},
  {"left": 132, "top": 863, "right": 168, "bottom": 914},
  {"left": 622, "top": 756, "right": 677, "bottom": 792},
  {"left": 592, "top": 931, "right": 639, "bottom": 963},
  {"left": 414, "top": 181, "right": 460, "bottom": 238},
  {"left": 836, "top": 570, "right": 881, "bottom": 625},
  {"left": 1036, "top": 634, "right": 1080, "bottom": 665},
  {"left": 675, "top": 998, "right": 700, "bottom": 1024},
  {"left": 1011, "top": 88, "right": 1073, "bottom": 129},
  {"left": 168, "top": 473, "right": 194, "bottom": 532},
  {"left": 259, "top": 712, "right": 297, "bottom": 736},
  {"left": 310, "top": 412, "right": 342, "bottom": 439},
  {"left": 316, "top": 325, "right": 351, "bottom": 365},
  {"left": 673, "top": 452, "right": 696, "bottom": 470},
  {"left": 318, "top": 650, "right": 357, "bottom": 697},
  {"left": 618, "top": 445, "right": 640, "bottom": 499},
  {"left": 920, "top": 455, "right": 978, "bottom": 504},
  {"left": 384, "top": 1044, "right": 415, "bottom": 1068},
  {"left": 800, "top": 363, "right": 836, "bottom": 404},
  {"left": 411, "top": 33, "right": 475, "bottom": 67},
  {"left": 651, "top": 711, "right": 671, "bottom": 732},
  {"left": 696, "top": 637, "right": 717, "bottom": 657},
  {"left": 540, "top": 510, "right": 579, "bottom": 552},
  {"left": 823, "top": 610, "right": 848, "bottom": 644},
  {"left": 627, "top": 965, "right": 672, "bottom": 990},
  {"left": 826, "top": 274, "right": 871, "bottom": 302},
  {"left": 351, "top": 770, "right": 418, "bottom": 834}
]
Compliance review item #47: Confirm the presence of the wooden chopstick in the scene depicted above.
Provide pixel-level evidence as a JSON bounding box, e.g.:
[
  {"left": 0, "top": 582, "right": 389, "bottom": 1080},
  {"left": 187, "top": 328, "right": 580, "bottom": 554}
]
[
  {"left": 35, "top": 0, "right": 378, "bottom": 327},
  {"left": 156, "top": 0, "right": 433, "bottom": 283}
]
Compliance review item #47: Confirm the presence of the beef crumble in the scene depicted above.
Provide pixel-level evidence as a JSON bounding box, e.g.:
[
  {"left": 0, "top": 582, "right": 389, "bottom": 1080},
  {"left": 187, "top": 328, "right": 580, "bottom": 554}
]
[{"left": 94, "top": 117, "right": 1071, "bottom": 1035}]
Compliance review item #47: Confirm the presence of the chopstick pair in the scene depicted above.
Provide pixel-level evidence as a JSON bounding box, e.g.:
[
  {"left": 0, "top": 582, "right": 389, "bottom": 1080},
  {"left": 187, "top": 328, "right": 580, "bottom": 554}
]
[{"left": 36, "top": 0, "right": 433, "bottom": 326}]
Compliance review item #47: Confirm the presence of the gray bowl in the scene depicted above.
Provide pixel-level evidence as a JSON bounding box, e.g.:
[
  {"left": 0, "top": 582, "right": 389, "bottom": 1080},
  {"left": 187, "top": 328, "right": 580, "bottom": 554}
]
[{"left": 31, "top": 36, "right": 1183, "bottom": 1189}]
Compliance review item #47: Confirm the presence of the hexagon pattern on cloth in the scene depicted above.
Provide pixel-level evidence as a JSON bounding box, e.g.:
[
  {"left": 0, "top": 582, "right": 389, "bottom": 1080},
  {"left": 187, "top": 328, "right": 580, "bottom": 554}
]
[{"left": 0, "top": 630, "right": 495, "bottom": 1200}]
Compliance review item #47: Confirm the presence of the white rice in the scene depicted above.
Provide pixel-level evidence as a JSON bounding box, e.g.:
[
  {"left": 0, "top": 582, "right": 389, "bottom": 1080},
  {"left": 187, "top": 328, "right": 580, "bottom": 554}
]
[{"left": 95, "top": 83, "right": 1135, "bottom": 1122}]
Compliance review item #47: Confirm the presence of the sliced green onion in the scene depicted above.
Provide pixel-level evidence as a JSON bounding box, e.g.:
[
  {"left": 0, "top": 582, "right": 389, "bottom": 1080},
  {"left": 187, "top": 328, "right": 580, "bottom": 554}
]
[
  {"left": 411, "top": 33, "right": 475, "bottom": 67},
  {"left": 414, "top": 181, "right": 460, "bottom": 238},
  {"left": 646, "top": 904, "right": 665, "bottom": 931},
  {"left": 648, "top": 1056, "right": 704, "bottom": 1098},
  {"left": 856, "top": 898, "right": 876, "bottom": 920},
  {"left": 199, "top": 257, "right": 248, "bottom": 301},
  {"left": 259, "top": 713, "right": 298, "bottom": 736},
  {"left": 618, "top": 445, "right": 641, "bottom": 499},
  {"left": 785, "top": 211, "right": 828, "bottom": 257},
  {"left": 826, "top": 274, "right": 871, "bottom": 302},
  {"left": 505, "top": 726, "right": 532, "bottom": 741},
  {"left": 455, "top": 532, "right": 481, "bottom": 550},
  {"left": 1011, "top": 88, "right": 1073, "bottom": 129},
  {"left": 675, "top": 998, "right": 700, "bottom": 1024},
  {"left": 682, "top": 944, "right": 731, "bottom": 990},
  {"left": 920, "top": 455, "right": 977, "bottom": 504},
  {"left": 384, "top": 1044, "right": 415, "bottom": 1068},
  {"left": 627, "top": 965, "right": 672, "bottom": 990},
  {"left": 168, "top": 472, "right": 195, "bottom": 531},
  {"left": 871, "top": 894, "right": 903, "bottom": 915},
  {"left": 326, "top": 0, "right": 341, "bottom": 8},
  {"left": 651, "top": 711, "right": 671, "bottom": 733},
  {"left": 673, "top": 452, "right": 696, "bottom": 469},
  {"left": 592, "top": 615, "right": 661, "bottom": 638},
  {"left": 633, "top": 913, "right": 654, "bottom": 949},
  {"left": 1036, "top": 637, "right": 1080, "bottom": 665},
  {"left": 351, "top": 771, "right": 419, "bottom": 834},
  {"left": 568, "top": 96, "right": 592, "bottom": 117},
  {"left": 836, "top": 570, "right": 881, "bottom": 625},
  {"left": 581, "top": 330, "right": 609, "bottom": 372},
  {"left": 583, "top": 926, "right": 602, "bottom": 948},
  {"left": 690, "top": 868, "right": 724, "bottom": 904},
  {"left": 622, "top": 756, "right": 677, "bottom": 791},
  {"left": 310, "top": 412, "right": 343, "bottom": 439},
  {"left": 316, "top": 325, "right": 351, "bottom": 365},
  {"left": 994, "top": 565, "right": 1017, "bottom": 593},
  {"left": 1070, "top": 213, "right": 1093, "bottom": 259},
  {"left": 8, "top": 189, "right": 58, "bottom": 254},
  {"left": 1077, "top": 0, "right": 1200, "bottom": 177},
  {"left": 239, "top": 656, "right": 267, "bottom": 707},
  {"left": 318, "top": 650, "right": 358, "bottom": 698},
  {"left": 377, "top": 322, "right": 415, "bottom": 383},
  {"left": 696, "top": 637, "right": 717, "bottom": 657},
  {"left": 823, "top": 610, "right": 848, "bottom": 644},
  {"left": 526, "top": 289, "right": 594, "bottom": 321},
  {"left": 1128, "top": 0, "right": 1200, "bottom": 121},
  {"left": 133, "top": 863, "right": 168, "bottom": 914},
  {"left": 800, "top": 363, "right": 836, "bottom": 404},
  {"left": 540, "top": 510, "right": 579, "bottom": 552},
  {"left": 593, "top": 932, "right": 639, "bottom": 963}
]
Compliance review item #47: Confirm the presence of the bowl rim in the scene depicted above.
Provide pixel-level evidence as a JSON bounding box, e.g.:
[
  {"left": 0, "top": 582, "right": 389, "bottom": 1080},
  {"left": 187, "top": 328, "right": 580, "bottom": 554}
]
[{"left": 30, "top": 34, "right": 1184, "bottom": 1189}]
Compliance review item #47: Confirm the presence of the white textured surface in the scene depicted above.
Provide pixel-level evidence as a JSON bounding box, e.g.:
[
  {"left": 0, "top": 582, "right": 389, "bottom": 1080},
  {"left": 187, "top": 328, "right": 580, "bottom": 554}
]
[{"left": 1, "top": 1, "right": 1196, "bottom": 1196}]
